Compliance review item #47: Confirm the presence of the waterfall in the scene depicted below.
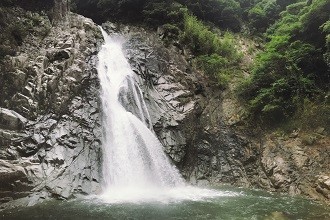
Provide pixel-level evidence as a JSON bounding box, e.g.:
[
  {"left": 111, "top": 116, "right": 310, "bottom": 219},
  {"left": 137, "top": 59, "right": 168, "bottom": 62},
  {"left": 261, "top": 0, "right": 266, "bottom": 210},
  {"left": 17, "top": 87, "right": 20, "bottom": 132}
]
[{"left": 97, "top": 29, "right": 226, "bottom": 203}]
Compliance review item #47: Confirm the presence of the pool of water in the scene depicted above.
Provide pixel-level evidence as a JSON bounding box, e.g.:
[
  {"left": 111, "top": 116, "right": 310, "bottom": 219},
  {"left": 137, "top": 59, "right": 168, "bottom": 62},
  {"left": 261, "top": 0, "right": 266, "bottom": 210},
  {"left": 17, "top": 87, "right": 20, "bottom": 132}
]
[{"left": 1, "top": 186, "right": 329, "bottom": 220}]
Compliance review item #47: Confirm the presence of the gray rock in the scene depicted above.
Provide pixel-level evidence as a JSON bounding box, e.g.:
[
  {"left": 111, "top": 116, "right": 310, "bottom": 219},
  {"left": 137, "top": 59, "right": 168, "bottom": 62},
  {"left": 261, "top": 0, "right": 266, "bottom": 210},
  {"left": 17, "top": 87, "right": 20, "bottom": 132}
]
[
  {"left": 0, "top": 160, "right": 33, "bottom": 201},
  {"left": 0, "top": 9, "right": 103, "bottom": 205},
  {"left": 31, "top": 133, "right": 45, "bottom": 145},
  {"left": 11, "top": 93, "right": 37, "bottom": 116},
  {"left": 316, "top": 175, "right": 330, "bottom": 199},
  {"left": 11, "top": 54, "right": 28, "bottom": 68},
  {"left": 46, "top": 49, "right": 71, "bottom": 62},
  {"left": 22, "top": 84, "right": 34, "bottom": 98},
  {"left": 10, "top": 70, "right": 27, "bottom": 88},
  {"left": 0, "top": 108, "right": 28, "bottom": 130}
]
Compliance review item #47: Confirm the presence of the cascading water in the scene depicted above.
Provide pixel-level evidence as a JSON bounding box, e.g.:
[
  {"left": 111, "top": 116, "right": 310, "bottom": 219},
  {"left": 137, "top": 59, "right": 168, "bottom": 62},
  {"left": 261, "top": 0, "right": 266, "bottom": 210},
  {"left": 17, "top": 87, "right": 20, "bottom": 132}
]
[{"left": 97, "top": 29, "right": 234, "bottom": 203}]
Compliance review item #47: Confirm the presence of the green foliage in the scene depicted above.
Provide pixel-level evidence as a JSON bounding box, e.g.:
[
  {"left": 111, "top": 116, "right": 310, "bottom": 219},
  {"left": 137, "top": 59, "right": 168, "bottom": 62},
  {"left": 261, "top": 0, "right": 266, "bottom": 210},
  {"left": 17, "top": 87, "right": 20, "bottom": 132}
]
[
  {"left": 176, "top": 0, "right": 242, "bottom": 31},
  {"left": 143, "top": 1, "right": 183, "bottom": 27},
  {"left": 72, "top": 0, "right": 147, "bottom": 23},
  {"left": 247, "top": 0, "right": 302, "bottom": 33},
  {"left": 72, "top": 0, "right": 247, "bottom": 31},
  {"left": 239, "top": 0, "right": 330, "bottom": 124},
  {"left": 0, "top": 0, "right": 17, "bottom": 6},
  {"left": 9, "top": 22, "right": 27, "bottom": 46},
  {"left": 322, "top": 21, "right": 330, "bottom": 67},
  {"left": 0, "top": 0, "right": 54, "bottom": 12},
  {"left": 160, "top": 23, "right": 181, "bottom": 45},
  {"left": 0, "top": 12, "right": 28, "bottom": 59},
  {"left": 181, "top": 12, "right": 242, "bottom": 87},
  {"left": 181, "top": 13, "right": 240, "bottom": 58},
  {"left": 182, "top": 13, "right": 217, "bottom": 55},
  {"left": 249, "top": 78, "right": 291, "bottom": 120},
  {"left": 197, "top": 54, "right": 228, "bottom": 75},
  {"left": 0, "top": 6, "right": 51, "bottom": 60},
  {"left": 297, "top": 98, "right": 330, "bottom": 130},
  {"left": 248, "top": 0, "right": 278, "bottom": 32},
  {"left": 197, "top": 54, "right": 236, "bottom": 87}
]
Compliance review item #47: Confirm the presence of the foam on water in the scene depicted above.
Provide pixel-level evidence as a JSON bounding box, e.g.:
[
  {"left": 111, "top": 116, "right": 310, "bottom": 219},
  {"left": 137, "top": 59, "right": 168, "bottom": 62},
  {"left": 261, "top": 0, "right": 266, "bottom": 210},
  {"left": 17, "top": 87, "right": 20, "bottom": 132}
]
[{"left": 98, "top": 186, "right": 242, "bottom": 204}]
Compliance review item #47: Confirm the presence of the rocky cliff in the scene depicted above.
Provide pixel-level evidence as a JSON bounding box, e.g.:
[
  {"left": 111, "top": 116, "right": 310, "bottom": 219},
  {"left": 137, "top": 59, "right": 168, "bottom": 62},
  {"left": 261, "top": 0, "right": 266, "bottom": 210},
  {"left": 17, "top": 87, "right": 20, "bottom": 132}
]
[
  {"left": 0, "top": 2, "right": 329, "bottom": 208},
  {"left": 0, "top": 2, "right": 103, "bottom": 205}
]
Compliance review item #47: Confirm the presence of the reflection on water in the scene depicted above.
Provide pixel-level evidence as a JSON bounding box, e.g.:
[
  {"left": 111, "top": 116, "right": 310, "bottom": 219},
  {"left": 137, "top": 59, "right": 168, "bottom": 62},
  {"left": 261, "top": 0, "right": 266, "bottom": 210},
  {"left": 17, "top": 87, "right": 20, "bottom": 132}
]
[{"left": 1, "top": 186, "right": 329, "bottom": 220}]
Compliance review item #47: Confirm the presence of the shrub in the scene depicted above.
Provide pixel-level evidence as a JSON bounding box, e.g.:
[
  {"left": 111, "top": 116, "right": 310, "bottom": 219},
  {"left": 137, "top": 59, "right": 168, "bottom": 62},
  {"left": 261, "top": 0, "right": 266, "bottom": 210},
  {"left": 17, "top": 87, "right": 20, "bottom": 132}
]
[
  {"left": 181, "top": 12, "right": 241, "bottom": 87},
  {"left": 181, "top": 12, "right": 241, "bottom": 59},
  {"left": 176, "top": 0, "right": 242, "bottom": 31},
  {"left": 143, "top": 1, "right": 183, "bottom": 27},
  {"left": 239, "top": 0, "right": 329, "bottom": 124},
  {"left": 197, "top": 54, "right": 228, "bottom": 75}
]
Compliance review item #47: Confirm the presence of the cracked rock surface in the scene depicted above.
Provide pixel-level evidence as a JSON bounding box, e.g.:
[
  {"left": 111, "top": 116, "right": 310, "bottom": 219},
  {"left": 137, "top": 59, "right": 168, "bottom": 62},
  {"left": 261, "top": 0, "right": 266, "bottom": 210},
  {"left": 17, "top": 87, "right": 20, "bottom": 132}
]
[{"left": 0, "top": 10, "right": 103, "bottom": 205}]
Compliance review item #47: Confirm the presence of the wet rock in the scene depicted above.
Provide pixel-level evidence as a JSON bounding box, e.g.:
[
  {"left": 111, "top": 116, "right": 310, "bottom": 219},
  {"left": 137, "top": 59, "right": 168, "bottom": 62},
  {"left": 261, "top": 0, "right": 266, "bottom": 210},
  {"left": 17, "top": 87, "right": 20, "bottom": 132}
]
[
  {"left": 10, "top": 70, "right": 27, "bottom": 88},
  {"left": 1, "top": 8, "right": 328, "bottom": 207},
  {"left": 301, "top": 134, "right": 317, "bottom": 145},
  {"left": 119, "top": 27, "right": 262, "bottom": 192},
  {"left": 11, "top": 54, "right": 28, "bottom": 68},
  {"left": 316, "top": 175, "right": 330, "bottom": 199},
  {"left": 22, "top": 83, "right": 35, "bottom": 98},
  {"left": 10, "top": 93, "right": 37, "bottom": 117},
  {"left": 46, "top": 49, "right": 71, "bottom": 62},
  {"left": 291, "top": 146, "right": 308, "bottom": 168},
  {"left": 261, "top": 145, "right": 292, "bottom": 189},
  {"left": 289, "top": 130, "right": 299, "bottom": 138},
  {"left": 0, "top": 108, "right": 27, "bottom": 130},
  {"left": 315, "top": 127, "right": 325, "bottom": 135},
  {"left": 31, "top": 134, "right": 45, "bottom": 145},
  {"left": 101, "top": 22, "right": 118, "bottom": 33},
  {"left": 0, "top": 7, "right": 103, "bottom": 204},
  {"left": 65, "top": 65, "right": 83, "bottom": 82},
  {"left": 0, "top": 160, "right": 32, "bottom": 197}
]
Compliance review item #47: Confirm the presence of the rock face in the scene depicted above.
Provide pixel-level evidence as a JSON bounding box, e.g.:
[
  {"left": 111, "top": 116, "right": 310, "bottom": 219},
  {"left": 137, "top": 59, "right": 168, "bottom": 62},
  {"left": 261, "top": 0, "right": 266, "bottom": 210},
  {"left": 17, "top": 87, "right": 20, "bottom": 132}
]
[
  {"left": 259, "top": 134, "right": 330, "bottom": 203},
  {"left": 0, "top": 6, "right": 103, "bottom": 204},
  {"left": 0, "top": 108, "right": 27, "bottom": 131}
]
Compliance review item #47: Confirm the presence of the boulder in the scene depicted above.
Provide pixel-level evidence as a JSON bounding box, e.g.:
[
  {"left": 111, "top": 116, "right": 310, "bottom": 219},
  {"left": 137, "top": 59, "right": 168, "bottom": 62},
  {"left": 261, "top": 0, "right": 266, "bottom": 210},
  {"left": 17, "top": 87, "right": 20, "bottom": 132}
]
[
  {"left": 0, "top": 108, "right": 28, "bottom": 130},
  {"left": 46, "top": 49, "right": 71, "bottom": 62},
  {"left": 316, "top": 175, "right": 330, "bottom": 199},
  {"left": 9, "top": 70, "right": 26, "bottom": 88},
  {"left": 0, "top": 160, "right": 28, "bottom": 186}
]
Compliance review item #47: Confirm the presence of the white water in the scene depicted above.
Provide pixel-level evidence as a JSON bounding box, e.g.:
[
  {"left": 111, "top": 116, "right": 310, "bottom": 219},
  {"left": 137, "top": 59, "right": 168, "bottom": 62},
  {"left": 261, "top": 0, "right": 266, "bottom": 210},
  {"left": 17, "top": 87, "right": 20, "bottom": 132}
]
[{"left": 97, "top": 29, "right": 238, "bottom": 203}]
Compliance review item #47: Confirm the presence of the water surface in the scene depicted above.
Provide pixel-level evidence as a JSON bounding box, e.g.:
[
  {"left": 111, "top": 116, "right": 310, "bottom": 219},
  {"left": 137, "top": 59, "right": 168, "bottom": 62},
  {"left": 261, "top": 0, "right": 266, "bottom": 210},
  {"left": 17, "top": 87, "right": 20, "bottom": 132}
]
[{"left": 1, "top": 186, "right": 329, "bottom": 220}]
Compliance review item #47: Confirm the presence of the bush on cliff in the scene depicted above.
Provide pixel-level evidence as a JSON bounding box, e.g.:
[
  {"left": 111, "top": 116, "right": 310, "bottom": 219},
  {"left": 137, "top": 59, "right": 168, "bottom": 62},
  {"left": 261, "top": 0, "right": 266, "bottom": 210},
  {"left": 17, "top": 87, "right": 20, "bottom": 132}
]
[
  {"left": 239, "top": 0, "right": 330, "bottom": 125},
  {"left": 181, "top": 12, "right": 242, "bottom": 87}
]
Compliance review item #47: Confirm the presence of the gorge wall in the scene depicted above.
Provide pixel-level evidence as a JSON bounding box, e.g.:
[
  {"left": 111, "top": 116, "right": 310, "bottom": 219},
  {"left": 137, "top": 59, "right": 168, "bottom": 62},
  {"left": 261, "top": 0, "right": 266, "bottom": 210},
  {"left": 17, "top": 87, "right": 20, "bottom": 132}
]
[
  {"left": 0, "top": 1, "right": 103, "bottom": 204},
  {"left": 0, "top": 1, "right": 329, "bottom": 207}
]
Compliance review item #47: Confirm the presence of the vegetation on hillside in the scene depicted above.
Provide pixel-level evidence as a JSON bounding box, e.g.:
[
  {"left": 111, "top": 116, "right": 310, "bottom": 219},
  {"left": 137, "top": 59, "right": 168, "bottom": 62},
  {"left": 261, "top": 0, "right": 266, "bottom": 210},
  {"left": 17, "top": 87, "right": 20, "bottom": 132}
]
[
  {"left": 0, "top": 3, "right": 52, "bottom": 107},
  {"left": 0, "top": 8, "right": 51, "bottom": 60},
  {"left": 0, "top": 0, "right": 56, "bottom": 60},
  {"left": 181, "top": 11, "right": 242, "bottom": 87},
  {"left": 239, "top": 0, "right": 330, "bottom": 127}
]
